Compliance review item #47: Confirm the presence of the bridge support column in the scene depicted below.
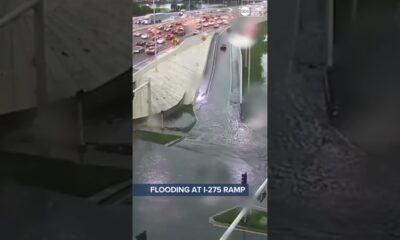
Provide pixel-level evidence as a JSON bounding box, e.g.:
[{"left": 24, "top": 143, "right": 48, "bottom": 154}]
[{"left": 147, "top": 81, "right": 152, "bottom": 116}]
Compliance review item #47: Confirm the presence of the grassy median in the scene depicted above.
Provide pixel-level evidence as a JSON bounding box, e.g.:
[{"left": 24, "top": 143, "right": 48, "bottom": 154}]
[
  {"left": 212, "top": 207, "right": 267, "bottom": 234},
  {"left": 134, "top": 130, "right": 182, "bottom": 145}
]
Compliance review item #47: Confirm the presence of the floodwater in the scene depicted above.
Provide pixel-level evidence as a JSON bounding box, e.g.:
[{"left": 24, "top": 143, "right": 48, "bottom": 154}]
[{"left": 133, "top": 32, "right": 267, "bottom": 239}]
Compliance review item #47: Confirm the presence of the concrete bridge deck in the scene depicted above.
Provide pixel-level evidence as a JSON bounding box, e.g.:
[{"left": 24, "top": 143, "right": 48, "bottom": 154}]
[{"left": 132, "top": 33, "right": 214, "bottom": 120}]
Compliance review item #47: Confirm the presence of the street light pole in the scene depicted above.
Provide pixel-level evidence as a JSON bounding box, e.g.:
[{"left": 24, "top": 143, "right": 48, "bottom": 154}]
[
  {"left": 239, "top": 46, "right": 243, "bottom": 120},
  {"left": 153, "top": 0, "right": 158, "bottom": 71},
  {"left": 201, "top": 0, "right": 203, "bottom": 34},
  {"left": 247, "top": 47, "right": 251, "bottom": 90},
  {"left": 244, "top": 48, "right": 247, "bottom": 67}
]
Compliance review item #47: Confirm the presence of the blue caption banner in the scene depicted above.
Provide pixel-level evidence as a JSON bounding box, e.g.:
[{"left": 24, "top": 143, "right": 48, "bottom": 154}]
[{"left": 133, "top": 184, "right": 249, "bottom": 196}]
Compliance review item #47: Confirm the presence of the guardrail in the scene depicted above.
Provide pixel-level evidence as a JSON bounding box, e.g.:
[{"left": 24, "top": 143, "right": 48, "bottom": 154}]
[
  {"left": 219, "top": 178, "right": 268, "bottom": 240},
  {"left": 207, "top": 32, "right": 221, "bottom": 93},
  {"left": 203, "top": 32, "right": 218, "bottom": 75}
]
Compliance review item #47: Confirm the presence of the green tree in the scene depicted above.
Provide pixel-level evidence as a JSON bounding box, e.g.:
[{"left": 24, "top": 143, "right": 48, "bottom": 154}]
[
  {"left": 133, "top": 2, "right": 157, "bottom": 16},
  {"left": 133, "top": 2, "right": 143, "bottom": 16},
  {"left": 171, "top": 0, "right": 178, "bottom": 12}
]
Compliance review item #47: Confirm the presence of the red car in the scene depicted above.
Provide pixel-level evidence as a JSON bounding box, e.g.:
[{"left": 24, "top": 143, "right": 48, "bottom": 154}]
[{"left": 166, "top": 33, "right": 175, "bottom": 40}]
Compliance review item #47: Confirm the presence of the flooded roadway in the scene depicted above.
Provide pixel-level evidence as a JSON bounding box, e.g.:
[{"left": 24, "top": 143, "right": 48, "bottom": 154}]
[{"left": 133, "top": 32, "right": 267, "bottom": 240}]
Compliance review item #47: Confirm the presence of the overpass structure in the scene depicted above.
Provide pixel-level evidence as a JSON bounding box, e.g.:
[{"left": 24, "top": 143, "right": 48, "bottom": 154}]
[
  {"left": 132, "top": 33, "right": 215, "bottom": 120},
  {"left": 0, "top": 0, "right": 131, "bottom": 116}
]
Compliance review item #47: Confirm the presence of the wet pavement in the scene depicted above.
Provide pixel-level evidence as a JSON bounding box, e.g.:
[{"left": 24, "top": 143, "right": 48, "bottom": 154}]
[
  {"left": 133, "top": 31, "right": 267, "bottom": 239},
  {"left": 267, "top": 1, "right": 400, "bottom": 239}
]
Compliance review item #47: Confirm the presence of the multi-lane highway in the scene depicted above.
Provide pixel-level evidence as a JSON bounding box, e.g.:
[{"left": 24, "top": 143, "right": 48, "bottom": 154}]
[
  {"left": 132, "top": 12, "right": 237, "bottom": 70},
  {"left": 132, "top": 7, "right": 235, "bottom": 29}
]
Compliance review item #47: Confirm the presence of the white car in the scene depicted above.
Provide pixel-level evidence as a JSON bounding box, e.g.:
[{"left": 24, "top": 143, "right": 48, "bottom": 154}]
[
  {"left": 133, "top": 46, "right": 145, "bottom": 54},
  {"left": 193, "top": 30, "right": 200, "bottom": 35},
  {"left": 133, "top": 32, "right": 142, "bottom": 37},
  {"left": 156, "top": 38, "right": 166, "bottom": 44},
  {"left": 141, "top": 34, "right": 149, "bottom": 39}
]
